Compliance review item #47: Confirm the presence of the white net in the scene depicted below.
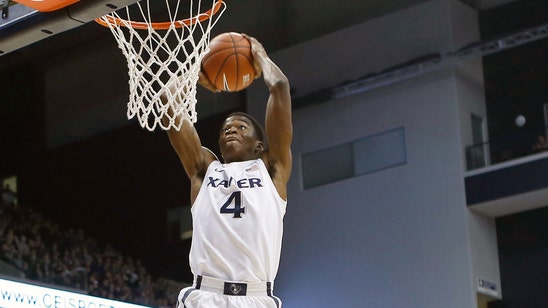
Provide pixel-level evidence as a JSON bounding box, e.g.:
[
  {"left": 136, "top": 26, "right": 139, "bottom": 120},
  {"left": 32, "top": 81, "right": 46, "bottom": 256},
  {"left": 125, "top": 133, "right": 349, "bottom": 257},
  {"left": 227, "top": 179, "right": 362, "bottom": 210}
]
[{"left": 97, "top": 0, "right": 226, "bottom": 131}]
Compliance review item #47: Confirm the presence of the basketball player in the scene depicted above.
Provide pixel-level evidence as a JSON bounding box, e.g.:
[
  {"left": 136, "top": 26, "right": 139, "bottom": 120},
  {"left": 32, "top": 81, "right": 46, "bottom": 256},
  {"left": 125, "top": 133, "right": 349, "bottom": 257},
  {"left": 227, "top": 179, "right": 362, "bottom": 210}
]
[{"left": 163, "top": 34, "right": 292, "bottom": 308}]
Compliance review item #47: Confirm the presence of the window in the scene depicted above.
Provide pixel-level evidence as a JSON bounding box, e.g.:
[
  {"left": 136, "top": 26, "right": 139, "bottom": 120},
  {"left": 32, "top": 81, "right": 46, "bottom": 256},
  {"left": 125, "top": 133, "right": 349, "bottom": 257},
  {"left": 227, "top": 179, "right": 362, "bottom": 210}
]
[
  {"left": 302, "top": 127, "right": 407, "bottom": 189},
  {"left": 467, "top": 113, "right": 486, "bottom": 169}
]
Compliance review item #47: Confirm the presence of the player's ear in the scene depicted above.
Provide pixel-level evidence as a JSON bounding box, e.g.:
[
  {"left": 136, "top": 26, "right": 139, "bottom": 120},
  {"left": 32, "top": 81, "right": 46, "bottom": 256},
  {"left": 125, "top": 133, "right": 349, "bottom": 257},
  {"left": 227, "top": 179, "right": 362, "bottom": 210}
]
[{"left": 255, "top": 141, "right": 264, "bottom": 156}]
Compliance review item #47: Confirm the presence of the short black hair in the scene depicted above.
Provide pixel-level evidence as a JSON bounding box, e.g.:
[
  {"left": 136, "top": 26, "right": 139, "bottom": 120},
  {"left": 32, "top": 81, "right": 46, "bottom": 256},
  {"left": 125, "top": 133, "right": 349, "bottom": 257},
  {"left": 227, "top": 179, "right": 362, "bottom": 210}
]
[{"left": 223, "top": 112, "right": 266, "bottom": 144}]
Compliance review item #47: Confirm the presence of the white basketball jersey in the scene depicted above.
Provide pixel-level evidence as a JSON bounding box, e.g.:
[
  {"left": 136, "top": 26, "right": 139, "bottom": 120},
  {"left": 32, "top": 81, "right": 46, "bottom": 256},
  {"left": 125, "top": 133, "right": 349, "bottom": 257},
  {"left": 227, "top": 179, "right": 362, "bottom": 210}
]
[{"left": 189, "top": 158, "right": 287, "bottom": 283}]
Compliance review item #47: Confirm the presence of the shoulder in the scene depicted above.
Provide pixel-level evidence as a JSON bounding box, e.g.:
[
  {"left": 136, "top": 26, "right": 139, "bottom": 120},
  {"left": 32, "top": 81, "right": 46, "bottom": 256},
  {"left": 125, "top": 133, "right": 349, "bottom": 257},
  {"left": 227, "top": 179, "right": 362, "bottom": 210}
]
[
  {"left": 190, "top": 147, "right": 218, "bottom": 183},
  {"left": 261, "top": 148, "right": 291, "bottom": 176},
  {"left": 197, "top": 147, "right": 219, "bottom": 174},
  {"left": 260, "top": 152, "right": 290, "bottom": 200},
  {"left": 202, "top": 147, "right": 219, "bottom": 161}
]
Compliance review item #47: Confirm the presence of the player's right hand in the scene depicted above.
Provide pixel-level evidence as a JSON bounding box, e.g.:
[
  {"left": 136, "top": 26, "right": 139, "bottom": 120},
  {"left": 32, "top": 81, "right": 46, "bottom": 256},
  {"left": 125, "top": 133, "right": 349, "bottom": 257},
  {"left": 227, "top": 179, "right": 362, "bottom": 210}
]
[{"left": 241, "top": 34, "right": 263, "bottom": 79}]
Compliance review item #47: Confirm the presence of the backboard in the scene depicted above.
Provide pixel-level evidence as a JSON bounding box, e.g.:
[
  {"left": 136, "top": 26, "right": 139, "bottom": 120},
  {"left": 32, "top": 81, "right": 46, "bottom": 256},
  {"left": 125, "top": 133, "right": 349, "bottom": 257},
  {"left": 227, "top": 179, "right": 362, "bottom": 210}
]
[{"left": 0, "top": 0, "right": 138, "bottom": 55}]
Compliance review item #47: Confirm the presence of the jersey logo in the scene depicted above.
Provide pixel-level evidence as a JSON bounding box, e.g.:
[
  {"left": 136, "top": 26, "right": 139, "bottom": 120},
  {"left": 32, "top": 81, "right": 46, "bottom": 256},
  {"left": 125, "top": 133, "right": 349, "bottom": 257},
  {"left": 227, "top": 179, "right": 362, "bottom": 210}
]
[{"left": 245, "top": 164, "right": 260, "bottom": 172}]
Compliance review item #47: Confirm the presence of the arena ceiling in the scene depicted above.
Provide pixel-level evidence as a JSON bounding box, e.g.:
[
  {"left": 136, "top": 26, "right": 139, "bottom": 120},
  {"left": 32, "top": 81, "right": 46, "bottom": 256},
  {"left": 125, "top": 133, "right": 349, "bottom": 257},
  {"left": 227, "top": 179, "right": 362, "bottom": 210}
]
[{"left": 0, "top": 0, "right": 520, "bottom": 67}]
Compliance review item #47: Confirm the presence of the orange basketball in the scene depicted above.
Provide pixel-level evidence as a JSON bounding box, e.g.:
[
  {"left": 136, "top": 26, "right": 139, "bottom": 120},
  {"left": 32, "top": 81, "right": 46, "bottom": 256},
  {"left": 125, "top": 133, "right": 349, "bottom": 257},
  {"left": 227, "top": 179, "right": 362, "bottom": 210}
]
[{"left": 202, "top": 32, "right": 256, "bottom": 92}]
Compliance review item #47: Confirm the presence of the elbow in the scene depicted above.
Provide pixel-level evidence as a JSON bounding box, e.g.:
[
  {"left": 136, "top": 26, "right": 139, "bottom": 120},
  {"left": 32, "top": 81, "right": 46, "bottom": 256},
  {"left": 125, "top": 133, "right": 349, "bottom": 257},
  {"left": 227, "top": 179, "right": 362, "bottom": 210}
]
[{"left": 269, "top": 74, "right": 290, "bottom": 93}]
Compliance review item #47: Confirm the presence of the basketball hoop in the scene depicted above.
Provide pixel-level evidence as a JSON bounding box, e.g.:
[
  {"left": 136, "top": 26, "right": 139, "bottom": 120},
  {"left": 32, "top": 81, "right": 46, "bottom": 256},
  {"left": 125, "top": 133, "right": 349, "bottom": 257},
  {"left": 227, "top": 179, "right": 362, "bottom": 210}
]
[{"left": 96, "top": 0, "right": 226, "bottom": 131}]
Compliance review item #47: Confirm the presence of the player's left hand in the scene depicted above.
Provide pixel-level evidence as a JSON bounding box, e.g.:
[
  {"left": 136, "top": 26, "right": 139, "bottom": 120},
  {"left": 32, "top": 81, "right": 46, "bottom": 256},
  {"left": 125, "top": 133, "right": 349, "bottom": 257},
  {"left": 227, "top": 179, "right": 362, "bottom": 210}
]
[{"left": 198, "top": 70, "right": 220, "bottom": 92}]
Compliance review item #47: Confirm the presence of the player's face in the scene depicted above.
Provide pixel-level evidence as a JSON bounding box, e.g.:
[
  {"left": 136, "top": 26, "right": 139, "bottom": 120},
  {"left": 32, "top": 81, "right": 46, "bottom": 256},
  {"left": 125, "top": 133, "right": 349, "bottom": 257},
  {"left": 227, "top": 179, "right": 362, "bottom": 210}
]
[{"left": 219, "top": 115, "right": 263, "bottom": 163}]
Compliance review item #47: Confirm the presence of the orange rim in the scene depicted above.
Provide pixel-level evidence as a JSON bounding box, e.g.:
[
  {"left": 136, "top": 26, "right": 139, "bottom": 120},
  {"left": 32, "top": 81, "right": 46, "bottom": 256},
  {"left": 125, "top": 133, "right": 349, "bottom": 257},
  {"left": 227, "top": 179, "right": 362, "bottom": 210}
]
[{"left": 95, "top": 0, "right": 224, "bottom": 30}]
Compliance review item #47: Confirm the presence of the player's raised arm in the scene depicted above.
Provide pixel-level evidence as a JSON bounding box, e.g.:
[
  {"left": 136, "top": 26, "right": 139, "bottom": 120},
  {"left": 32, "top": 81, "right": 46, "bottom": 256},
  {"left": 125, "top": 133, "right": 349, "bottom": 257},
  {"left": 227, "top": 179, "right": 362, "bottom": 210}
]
[
  {"left": 160, "top": 79, "right": 215, "bottom": 203},
  {"left": 245, "top": 35, "right": 293, "bottom": 199}
]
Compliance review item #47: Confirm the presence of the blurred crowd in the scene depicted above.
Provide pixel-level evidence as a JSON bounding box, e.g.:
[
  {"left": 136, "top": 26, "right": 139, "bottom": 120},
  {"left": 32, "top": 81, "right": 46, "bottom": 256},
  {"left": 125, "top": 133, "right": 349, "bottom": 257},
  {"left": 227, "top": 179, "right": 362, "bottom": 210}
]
[{"left": 0, "top": 196, "right": 183, "bottom": 308}]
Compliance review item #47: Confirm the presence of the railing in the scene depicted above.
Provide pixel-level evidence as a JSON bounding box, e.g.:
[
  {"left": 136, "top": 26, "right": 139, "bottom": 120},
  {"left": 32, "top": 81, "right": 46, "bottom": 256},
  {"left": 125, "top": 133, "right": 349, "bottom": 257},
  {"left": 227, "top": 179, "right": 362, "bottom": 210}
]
[{"left": 466, "top": 130, "right": 548, "bottom": 170}]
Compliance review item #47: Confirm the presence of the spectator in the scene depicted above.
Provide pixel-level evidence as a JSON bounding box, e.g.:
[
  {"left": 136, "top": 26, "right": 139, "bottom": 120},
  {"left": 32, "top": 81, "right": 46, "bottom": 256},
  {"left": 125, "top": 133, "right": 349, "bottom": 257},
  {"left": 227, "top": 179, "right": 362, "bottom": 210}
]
[
  {"left": 1, "top": 184, "right": 16, "bottom": 206},
  {"left": 0, "top": 202, "right": 186, "bottom": 307},
  {"left": 1, "top": 184, "right": 16, "bottom": 217},
  {"left": 532, "top": 134, "right": 548, "bottom": 153}
]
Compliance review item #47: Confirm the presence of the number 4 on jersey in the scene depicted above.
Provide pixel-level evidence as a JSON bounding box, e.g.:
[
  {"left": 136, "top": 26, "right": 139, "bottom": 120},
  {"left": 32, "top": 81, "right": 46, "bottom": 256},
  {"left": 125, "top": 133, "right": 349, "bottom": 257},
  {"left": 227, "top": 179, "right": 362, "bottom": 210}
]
[{"left": 220, "top": 191, "right": 245, "bottom": 218}]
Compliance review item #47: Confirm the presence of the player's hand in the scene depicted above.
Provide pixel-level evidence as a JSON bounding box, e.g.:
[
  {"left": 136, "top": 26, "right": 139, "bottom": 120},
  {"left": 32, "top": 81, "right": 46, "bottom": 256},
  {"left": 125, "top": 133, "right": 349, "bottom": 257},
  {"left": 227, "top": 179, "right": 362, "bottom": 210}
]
[
  {"left": 241, "top": 33, "right": 263, "bottom": 79},
  {"left": 198, "top": 70, "right": 220, "bottom": 92}
]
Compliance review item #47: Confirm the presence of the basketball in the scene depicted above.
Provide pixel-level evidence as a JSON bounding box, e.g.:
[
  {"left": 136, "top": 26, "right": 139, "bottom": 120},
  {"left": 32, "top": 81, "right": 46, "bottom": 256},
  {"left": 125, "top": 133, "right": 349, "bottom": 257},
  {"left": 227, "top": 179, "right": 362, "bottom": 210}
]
[{"left": 202, "top": 32, "right": 256, "bottom": 92}]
